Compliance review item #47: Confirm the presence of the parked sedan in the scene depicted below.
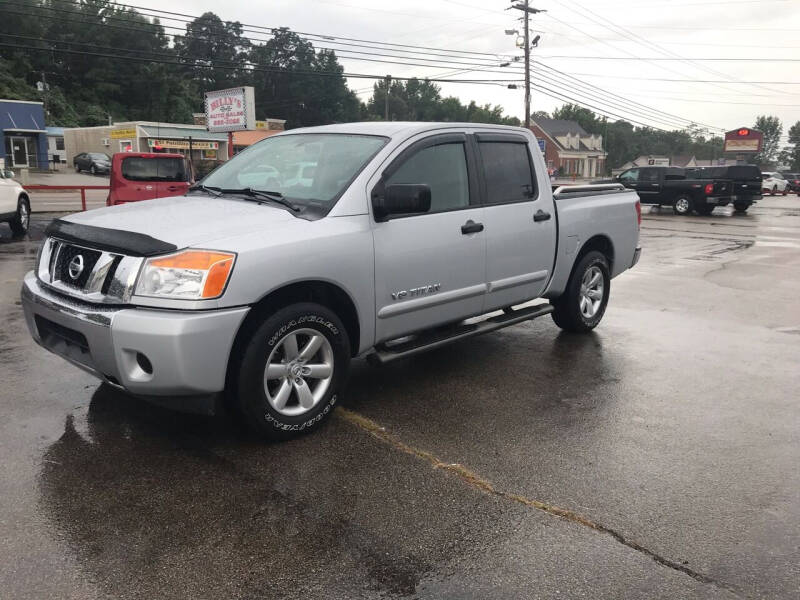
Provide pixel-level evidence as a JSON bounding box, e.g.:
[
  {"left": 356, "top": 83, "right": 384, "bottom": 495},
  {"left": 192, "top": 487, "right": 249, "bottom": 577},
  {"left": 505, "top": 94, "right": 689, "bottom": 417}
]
[
  {"left": 779, "top": 172, "right": 800, "bottom": 193},
  {"left": 761, "top": 172, "right": 789, "bottom": 195},
  {"left": 73, "top": 152, "right": 111, "bottom": 175}
]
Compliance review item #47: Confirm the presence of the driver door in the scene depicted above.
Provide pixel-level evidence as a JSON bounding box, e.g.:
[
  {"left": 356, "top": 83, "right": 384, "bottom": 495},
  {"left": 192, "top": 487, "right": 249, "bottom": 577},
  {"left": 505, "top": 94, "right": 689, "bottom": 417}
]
[{"left": 372, "top": 133, "right": 486, "bottom": 343}]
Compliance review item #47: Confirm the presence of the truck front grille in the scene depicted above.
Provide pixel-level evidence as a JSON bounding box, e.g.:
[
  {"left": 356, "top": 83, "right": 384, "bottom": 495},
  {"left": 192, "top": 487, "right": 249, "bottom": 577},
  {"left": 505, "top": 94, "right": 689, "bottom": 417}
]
[
  {"left": 53, "top": 244, "right": 102, "bottom": 290},
  {"left": 38, "top": 238, "right": 143, "bottom": 304}
]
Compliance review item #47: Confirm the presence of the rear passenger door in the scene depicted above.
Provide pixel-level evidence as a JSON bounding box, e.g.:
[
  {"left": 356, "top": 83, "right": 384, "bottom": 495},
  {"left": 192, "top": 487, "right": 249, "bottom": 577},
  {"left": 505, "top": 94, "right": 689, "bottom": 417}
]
[
  {"left": 372, "top": 133, "right": 486, "bottom": 342},
  {"left": 153, "top": 157, "right": 191, "bottom": 199},
  {"left": 476, "top": 133, "right": 557, "bottom": 311},
  {"left": 118, "top": 157, "right": 158, "bottom": 202}
]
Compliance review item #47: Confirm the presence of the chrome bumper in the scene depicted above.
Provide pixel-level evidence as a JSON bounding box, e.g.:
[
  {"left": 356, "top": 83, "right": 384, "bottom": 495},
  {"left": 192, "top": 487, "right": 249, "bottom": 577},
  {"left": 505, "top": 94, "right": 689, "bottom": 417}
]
[{"left": 21, "top": 271, "right": 249, "bottom": 400}]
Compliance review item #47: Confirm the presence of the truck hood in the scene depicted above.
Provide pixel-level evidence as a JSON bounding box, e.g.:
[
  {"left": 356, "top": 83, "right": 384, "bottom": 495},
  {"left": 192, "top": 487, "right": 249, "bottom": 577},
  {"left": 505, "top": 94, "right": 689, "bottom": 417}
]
[{"left": 62, "top": 195, "right": 299, "bottom": 249}]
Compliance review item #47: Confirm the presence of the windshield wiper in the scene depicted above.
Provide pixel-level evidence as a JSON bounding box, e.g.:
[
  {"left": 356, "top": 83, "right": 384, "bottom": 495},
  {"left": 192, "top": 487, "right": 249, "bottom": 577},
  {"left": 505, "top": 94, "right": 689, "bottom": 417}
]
[
  {"left": 188, "top": 183, "right": 223, "bottom": 197},
  {"left": 222, "top": 187, "right": 301, "bottom": 212}
]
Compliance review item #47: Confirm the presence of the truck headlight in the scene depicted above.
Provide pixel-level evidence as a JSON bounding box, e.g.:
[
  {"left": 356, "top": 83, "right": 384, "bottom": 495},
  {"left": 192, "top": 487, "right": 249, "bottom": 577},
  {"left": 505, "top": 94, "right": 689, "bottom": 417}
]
[{"left": 135, "top": 250, "right": 236, "bottom": 299}]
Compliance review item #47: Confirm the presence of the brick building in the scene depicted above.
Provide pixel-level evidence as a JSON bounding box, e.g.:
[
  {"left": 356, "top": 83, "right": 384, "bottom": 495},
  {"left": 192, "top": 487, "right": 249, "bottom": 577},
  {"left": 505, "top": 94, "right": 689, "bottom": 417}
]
[{"left": 529, "top": 118, "right": 607, "bottom": 178}]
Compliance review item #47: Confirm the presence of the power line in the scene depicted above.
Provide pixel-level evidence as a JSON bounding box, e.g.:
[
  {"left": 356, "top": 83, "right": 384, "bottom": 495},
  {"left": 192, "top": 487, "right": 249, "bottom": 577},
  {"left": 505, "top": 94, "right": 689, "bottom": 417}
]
[{"left": 0, "top": 42, "right": 522, "bottom": 85}]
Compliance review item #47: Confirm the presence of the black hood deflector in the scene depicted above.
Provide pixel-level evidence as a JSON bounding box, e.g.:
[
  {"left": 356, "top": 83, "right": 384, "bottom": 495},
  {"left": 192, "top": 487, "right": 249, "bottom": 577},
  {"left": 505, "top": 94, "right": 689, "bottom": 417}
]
[{"left": 46, "top": 219, "right": 178, "bottom": 257}]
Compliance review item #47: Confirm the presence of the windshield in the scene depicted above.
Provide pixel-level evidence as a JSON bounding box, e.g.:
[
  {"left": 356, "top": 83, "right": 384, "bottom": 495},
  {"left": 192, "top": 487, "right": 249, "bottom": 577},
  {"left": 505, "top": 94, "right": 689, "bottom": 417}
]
[
  {"left": 202, "top": 133, "right": 387, "bottom": 205},
  {"left": 89, "top": 153, "right": 109, "bottom": 161}
]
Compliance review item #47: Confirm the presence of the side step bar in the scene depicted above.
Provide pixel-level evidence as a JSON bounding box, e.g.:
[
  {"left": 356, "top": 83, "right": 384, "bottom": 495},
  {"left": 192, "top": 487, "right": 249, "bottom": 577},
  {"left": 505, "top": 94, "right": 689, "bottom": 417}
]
[{"left": 367, "top": 303, "right": 554, "bottom": 365}]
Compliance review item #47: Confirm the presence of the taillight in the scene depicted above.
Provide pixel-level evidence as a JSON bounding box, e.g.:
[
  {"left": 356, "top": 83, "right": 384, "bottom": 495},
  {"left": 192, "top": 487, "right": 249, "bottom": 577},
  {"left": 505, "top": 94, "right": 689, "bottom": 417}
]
[
  {"left": 704, "top": 183, "right": 714, "bottom": 195},
  {"left": 635, "top": 200, "right": 641, "bottom": 228}
]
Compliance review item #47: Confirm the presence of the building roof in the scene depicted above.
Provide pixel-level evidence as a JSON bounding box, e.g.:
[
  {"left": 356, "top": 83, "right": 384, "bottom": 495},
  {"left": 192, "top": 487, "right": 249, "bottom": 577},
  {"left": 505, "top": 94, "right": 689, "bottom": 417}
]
[
  {"left": 534, "top": 117, "right": 589, "bottom": 137},
  {"left": 232, "top": 129, "right": 281, "bottom": 146},
  {"left": 138, "top": 125, "right": 228, "bottom": 141}
]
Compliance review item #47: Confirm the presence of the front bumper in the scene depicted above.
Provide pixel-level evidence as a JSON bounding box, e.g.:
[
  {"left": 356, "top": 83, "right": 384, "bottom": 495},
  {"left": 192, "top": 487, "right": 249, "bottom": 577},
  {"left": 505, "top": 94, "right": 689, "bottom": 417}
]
[{"left": 21, "top": 271, "right": 249, "bottom": 402}]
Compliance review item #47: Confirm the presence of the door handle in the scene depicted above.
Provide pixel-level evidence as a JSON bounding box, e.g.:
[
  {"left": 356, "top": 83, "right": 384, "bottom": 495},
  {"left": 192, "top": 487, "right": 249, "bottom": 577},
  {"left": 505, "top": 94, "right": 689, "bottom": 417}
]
[
  {"left": 461, "top": 220, "right": 484, "bottom": 234},
  {"left": 533, "top": 210, "right": 551, "bottom": 222}
]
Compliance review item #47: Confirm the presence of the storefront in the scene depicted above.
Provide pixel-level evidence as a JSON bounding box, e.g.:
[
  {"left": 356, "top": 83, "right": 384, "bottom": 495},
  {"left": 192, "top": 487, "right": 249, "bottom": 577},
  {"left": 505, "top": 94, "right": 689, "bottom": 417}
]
[
  {"left": 64, "top": 122, "right": 229, "bottom": 168},
  {"left": 0, "top": 100, "right": 49, "bottom": 169}
]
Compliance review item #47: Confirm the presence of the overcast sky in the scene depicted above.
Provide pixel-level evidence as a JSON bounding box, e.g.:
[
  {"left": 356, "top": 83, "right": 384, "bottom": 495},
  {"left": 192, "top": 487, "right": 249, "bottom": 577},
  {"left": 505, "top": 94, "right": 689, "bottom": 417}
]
[{"left": 158, "top": 0, "right": 799, "bottom": 139}]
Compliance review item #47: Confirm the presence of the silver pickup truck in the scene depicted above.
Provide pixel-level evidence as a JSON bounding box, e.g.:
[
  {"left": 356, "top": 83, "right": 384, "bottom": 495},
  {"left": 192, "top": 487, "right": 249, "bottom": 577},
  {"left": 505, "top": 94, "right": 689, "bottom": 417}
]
[{"left": 21, "top": 122, "right": 641, "bottom": 439}]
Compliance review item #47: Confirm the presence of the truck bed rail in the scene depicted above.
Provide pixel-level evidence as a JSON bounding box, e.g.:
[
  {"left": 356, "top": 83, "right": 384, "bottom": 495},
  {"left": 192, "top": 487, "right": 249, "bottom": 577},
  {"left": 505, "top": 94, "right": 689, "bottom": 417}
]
[{"left": 552, "top": 183, "right": 628, "bottom": 199}]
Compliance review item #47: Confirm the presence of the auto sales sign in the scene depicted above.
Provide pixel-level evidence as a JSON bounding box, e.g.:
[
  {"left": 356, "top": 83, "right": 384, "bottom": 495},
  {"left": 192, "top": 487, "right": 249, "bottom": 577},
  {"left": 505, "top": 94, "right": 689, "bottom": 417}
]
[
  {"left": 723, "top": 127, "right": 763, "bottom": 153},
  {"left": 204, "top": 86, "right": 256, "bottom": 132}
]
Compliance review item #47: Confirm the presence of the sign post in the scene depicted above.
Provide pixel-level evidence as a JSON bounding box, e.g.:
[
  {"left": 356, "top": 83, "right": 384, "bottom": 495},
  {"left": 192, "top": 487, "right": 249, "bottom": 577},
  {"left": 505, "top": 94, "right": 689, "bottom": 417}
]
[{"left": 204, "top": 86, "right": 256, "bottom": 160}]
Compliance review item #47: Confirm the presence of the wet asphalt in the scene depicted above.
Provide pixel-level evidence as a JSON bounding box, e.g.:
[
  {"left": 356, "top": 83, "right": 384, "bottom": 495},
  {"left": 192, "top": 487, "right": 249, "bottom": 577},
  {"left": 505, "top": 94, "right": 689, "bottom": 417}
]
[{"left": 1, "top": 200, "right": 799, "bottom": 599}]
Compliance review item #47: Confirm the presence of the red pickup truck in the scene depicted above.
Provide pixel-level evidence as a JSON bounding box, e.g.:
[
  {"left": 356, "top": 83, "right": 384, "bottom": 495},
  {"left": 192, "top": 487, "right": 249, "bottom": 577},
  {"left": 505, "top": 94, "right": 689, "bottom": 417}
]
[{"left": 107, "top": 152, "right": 192, "bottom": 206}]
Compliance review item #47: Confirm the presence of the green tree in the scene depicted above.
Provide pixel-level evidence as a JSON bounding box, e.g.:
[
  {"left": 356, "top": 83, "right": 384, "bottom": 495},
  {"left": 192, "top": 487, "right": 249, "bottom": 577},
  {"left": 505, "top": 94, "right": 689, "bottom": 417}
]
[
  {"left": 753, "top": 115, "right": 782, "bottom": 167},
  {"left": 782, "top": 121, "right": 800, "bottom": 170}
]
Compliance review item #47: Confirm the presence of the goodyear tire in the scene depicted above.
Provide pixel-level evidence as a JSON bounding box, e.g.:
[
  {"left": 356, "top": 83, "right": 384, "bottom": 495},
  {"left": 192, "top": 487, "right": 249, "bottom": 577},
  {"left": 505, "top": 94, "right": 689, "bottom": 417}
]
[
  {"left": 235, "top": 302, "right": 350, "bottom": 440},
  {"left": 551, "top": 251, "right": 610, "bottom": 333}
]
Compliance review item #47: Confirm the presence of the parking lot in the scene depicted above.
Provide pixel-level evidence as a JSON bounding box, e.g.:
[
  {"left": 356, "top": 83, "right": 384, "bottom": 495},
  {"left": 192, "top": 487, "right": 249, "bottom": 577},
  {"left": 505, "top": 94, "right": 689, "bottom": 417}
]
[{"left": 0, "top": 198, "right": 798, "bottom": 599}]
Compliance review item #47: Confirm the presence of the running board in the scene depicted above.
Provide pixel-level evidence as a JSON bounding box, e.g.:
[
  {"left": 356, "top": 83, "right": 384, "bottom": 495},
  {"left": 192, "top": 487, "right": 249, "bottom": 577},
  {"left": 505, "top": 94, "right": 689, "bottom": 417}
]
[{"left": 367, "top": 303, "right": 554, "bottom": 365}]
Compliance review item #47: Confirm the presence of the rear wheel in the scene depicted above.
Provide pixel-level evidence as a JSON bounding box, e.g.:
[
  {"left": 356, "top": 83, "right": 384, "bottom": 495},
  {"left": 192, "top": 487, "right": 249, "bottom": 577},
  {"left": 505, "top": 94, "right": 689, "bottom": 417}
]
[
  {"left": 551, "top": 251, "right": 610, "bottom": 333},
  {"left": 673, "top": 196, "right": 692, "bottom": 215},
  {"left": 234, "top": 302, "right": 350, "bottom": 440},
  {"left": 782, "top": 187, "right": 788, "bottom": 196},
  {"left": 733, "top": 202, "right": 749, "bottom": 214},
  {"left": 9, "top": 197, "right": 30, "bottom": 236},
  {"left": 772, "top": 185, "right": 778, "bottom": 195},
  {"left": 90, "top": 165, "right": 96, "bottom": 175}
]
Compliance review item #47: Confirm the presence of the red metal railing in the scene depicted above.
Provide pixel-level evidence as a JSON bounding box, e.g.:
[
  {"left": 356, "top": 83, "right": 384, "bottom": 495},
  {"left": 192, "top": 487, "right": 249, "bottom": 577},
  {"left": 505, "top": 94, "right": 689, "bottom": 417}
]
[{"left": 23, "top": 185, "right": 110, "bottom": 211}]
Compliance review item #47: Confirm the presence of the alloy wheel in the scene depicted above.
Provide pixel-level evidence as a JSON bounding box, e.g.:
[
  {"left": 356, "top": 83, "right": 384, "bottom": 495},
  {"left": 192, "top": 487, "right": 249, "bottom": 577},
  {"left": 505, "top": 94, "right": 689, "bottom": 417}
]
[
  {"left": 19, "top": 202, "right": 29, "bottom": 230},
  {"left": 579, "top": 266, "right": 604, "bottom": 319},
  {"left": 263, "top": 328, "right": 334, "bottom": 417}
]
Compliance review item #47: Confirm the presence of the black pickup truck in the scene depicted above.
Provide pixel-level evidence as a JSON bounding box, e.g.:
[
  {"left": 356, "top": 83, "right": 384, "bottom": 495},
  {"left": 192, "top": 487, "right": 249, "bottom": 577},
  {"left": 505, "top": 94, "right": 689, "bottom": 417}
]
[
  {"left": 687, "top": 165, "right": 762, "bottom": 213},
  {"left": 613, "top": 166, "right": 732, "bottom": 215}
]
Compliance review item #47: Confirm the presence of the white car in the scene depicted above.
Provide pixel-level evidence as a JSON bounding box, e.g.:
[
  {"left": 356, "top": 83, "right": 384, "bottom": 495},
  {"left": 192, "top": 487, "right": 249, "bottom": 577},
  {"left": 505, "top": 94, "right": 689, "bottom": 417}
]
[
  {"left": 761, "top": 172, "right": 789, "bottom": 195},
  {"left": 0, "top": 167, "right": 30, "bottom": 236}
]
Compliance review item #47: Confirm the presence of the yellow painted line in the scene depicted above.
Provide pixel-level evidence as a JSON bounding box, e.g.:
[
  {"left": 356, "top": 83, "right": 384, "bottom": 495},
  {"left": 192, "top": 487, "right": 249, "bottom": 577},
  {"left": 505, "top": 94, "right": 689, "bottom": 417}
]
[{"left": 338, "top": 407, "right": 737, "bottom": 594}]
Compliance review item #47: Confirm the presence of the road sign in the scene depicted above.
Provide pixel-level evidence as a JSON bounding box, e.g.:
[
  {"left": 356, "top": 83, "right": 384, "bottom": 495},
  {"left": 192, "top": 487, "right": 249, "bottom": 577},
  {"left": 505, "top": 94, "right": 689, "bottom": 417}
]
[
  {"left": 537, "top": 138, "right": 545, "bottom": 153},
  {"left": 204, "top": 87, "right": 256, "bottom": 132},
  {"left": 110, "top": 128, "right": 137, "bottom": 139},
  {"left": 723, "top": 127, "right": 763, "bottom": 153}
]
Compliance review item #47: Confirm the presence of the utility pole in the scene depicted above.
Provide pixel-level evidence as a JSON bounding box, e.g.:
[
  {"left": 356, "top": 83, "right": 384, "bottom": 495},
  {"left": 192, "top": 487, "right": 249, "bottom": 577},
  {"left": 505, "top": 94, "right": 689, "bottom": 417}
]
[
  {"left": 511, "top": 2, "right": 545, "bottom": 128},
  {"left": 384, "top": 75, "right": 392, "bottom": 121}
]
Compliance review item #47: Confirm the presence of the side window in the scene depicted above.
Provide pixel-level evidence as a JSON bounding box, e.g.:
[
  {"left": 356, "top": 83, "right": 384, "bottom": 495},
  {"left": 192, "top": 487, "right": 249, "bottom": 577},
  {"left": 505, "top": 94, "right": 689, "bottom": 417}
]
[
  {"left": 385, "top": 142, "right": 470, "bottom": 213},
  {"left": 479, "top": 142, "right": 535, "bottom": 204},
  {"left": 639, "top": 169, "right": 659, "bottom": 182},
  {"left": 619, "top": 169, "right": 639, "bottom": 183}
]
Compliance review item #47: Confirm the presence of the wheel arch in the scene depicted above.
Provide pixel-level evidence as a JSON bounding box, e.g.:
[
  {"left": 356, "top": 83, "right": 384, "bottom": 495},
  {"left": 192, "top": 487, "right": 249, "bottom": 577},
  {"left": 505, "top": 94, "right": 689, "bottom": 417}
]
[
  {"left": 229, "top": 280, "right": 362, "bottom": 369},
  {"left": 577, "top": 234, "right": 614, "bottom": 272}
]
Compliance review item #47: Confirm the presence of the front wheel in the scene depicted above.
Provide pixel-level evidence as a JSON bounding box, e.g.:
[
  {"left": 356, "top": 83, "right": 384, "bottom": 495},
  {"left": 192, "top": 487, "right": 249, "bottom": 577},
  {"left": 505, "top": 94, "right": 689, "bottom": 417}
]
[
  {"left": 782, "top": 187, "right": 788, "bottom": 196},
  {"left": 234, "top": 303, "right": 350, "bottom": 440},
  {"left": 772, "top": 186, "right": 778, "bottom": 196},
  {"left": 90, "top": 165, "right": 96, "bottom": 175},
  {"left": 673, "top": 196, "right": 692, "bottom": 215},
  {"left": 9, "top": 197, "right": 30, "bottom": 236},
  {"left": 551, "top": 251, "right": 610, "bottom": 333}
]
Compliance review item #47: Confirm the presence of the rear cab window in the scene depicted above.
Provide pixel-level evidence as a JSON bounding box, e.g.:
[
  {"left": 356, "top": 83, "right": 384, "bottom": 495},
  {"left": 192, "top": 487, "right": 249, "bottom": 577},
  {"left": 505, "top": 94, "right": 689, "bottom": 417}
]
[
  {"left": 477, "top": 140, "right": 536, "bottom": 204},
  {"left": 121, "top": 157, "right": 188, "bottom": 182}
]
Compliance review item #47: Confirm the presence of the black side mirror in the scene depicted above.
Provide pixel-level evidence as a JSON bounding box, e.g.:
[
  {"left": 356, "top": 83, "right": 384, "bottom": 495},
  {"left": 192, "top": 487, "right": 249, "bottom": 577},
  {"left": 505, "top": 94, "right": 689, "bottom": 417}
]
[{"left": 373, "top": 183, "right": 431, "bottom": 221}]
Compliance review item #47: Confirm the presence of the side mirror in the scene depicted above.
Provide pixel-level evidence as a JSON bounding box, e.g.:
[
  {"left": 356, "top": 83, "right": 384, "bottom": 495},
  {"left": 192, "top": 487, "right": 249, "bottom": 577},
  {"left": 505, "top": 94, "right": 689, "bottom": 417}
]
[{"left": 373, "top": 183, "right": 431, "bottom": 221}]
